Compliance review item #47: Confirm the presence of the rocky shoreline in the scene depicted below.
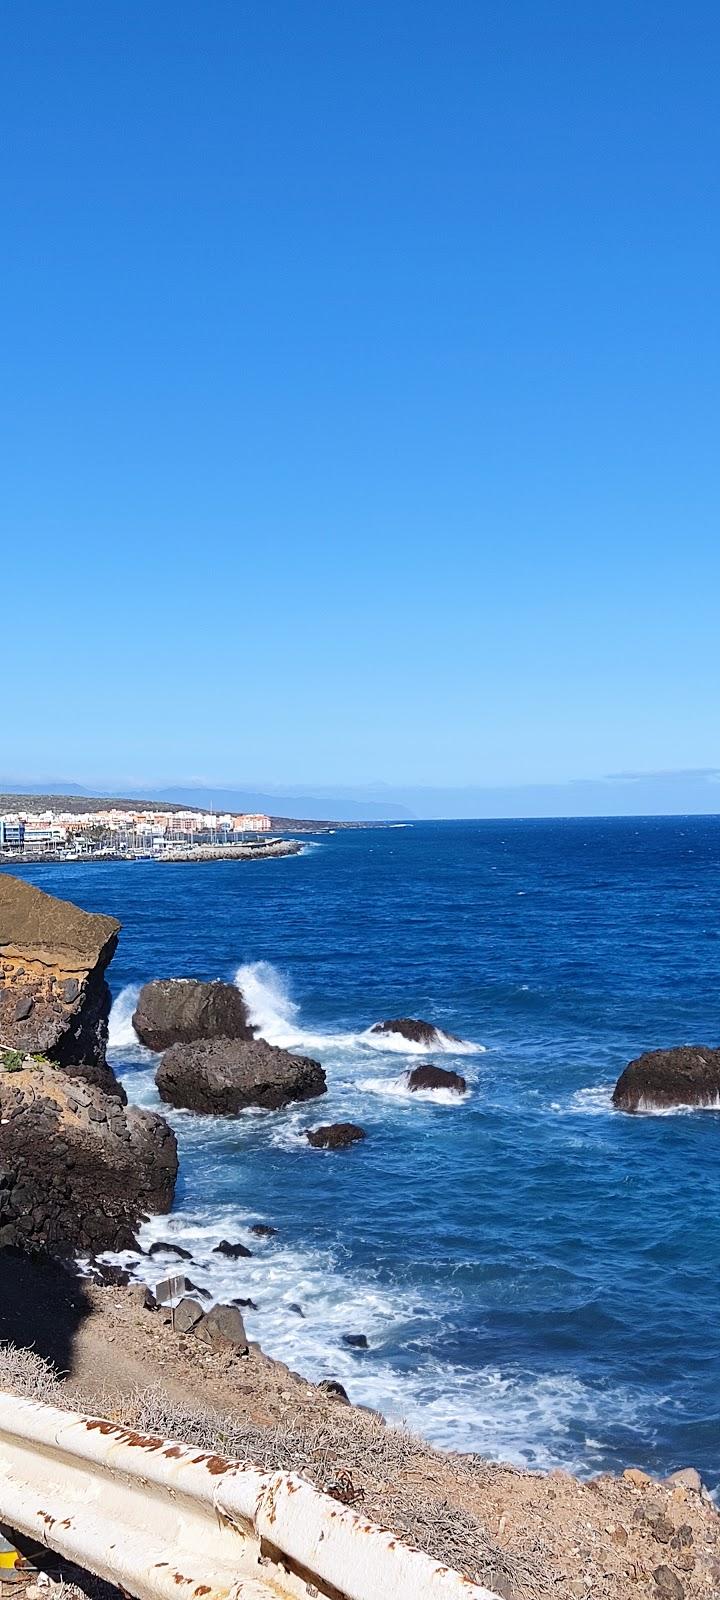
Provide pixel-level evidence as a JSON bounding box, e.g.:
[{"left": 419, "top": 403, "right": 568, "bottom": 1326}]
[
  {"left": 2, "top": 870, "right": 720, "bottom": 1598},
  {"left": 2, "top": 1263, "right": 719, "bottom": 1600}
]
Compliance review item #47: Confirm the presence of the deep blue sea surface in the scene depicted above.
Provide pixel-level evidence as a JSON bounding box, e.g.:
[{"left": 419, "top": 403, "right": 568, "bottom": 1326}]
[{"left": 12, "top": 818, "right": 720, "bottom": 1484}]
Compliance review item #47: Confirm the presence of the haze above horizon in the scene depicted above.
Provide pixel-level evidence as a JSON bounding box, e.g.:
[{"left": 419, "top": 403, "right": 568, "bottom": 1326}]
[{"left": 2, "top": 3, "right": 718, "bottom": 807}]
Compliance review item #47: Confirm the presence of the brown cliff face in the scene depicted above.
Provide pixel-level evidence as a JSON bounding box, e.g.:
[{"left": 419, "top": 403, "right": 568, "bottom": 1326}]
[{"left": 0, "top": 874, "right": 121, "bottom": 1096}]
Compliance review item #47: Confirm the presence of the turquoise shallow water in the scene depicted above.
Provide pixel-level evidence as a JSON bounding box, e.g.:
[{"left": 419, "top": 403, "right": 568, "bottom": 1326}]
[{"left": 13, "top": 817, "right": 720, "bottom": 1482}]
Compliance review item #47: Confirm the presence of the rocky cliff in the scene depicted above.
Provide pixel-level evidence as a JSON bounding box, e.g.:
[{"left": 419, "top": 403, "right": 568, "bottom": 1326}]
[
  {"left": 0, "top": 1058, "right": 177, "bottom": 1253},
  {"left": 0, "top": 873, "right": 120, "bottom": 1095}
]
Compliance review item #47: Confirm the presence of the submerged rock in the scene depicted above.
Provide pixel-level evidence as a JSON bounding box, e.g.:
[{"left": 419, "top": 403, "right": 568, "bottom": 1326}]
[
  {"left": 155, "top": 1037, "right": 326, "bottom": 1114},
  {"left": 132, "top": 978, "right": 253, "bottom": 1052},
  {"left": 306, "top": 1122, "right": 366, "bottom": 1149},
  {"left": 342, "top": 1333, "right": 369, "bottom": 1349},
  {"left": 0, "top": 873, "right": 121, "bottom": 1097},
  {"left": 406, "top": 1064, "right": 467, "bottom": 1094},
  {"left": 213, "top": 1238, "right": 252, "bottom": 1258},
  {"left": 612, "top": 1047, "right": 720, "bottom": 1112},
  {"left": 0, "top": 1059, "right": 177, "bottom": 1254},
  {"left": 370, "top": 1016, "right": 462, "bottom": 1047}
]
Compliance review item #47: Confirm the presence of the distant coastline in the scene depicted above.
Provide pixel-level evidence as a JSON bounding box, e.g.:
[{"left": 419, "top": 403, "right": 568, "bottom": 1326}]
[
  {"left": 2, "top": 838, "right": 304, "bottom": 868},
  {"left": 0, "top": 789, "right": 381, "bottom": 872}
]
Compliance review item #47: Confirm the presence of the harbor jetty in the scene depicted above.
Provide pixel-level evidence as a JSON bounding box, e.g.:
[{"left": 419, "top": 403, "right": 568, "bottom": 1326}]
[{"left": 159, "top": 838, "right": 301, "bottom": 863}]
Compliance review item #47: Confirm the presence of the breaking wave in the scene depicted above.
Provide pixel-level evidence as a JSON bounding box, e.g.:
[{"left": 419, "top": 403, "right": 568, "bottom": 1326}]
[
  {"left": 235, "top": 960, "right": 483, "bottom": 1056},
  {"left": 107, "top": 984, "right": 152, "bottom": 1059},
  {"left": 97, "top": 1206, "right": 649, "bottom": 1473},
  {"left": 357, "top": 1073, "right": 471, "bottom": 1107}
]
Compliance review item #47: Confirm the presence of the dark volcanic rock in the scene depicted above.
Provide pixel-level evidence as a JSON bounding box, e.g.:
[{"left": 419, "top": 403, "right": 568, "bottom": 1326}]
[
  {"left": 249, "top": 1223, "right": 277, "bottom": 1237},
  {"left": 319, "top": 1379, "right": 350, "bottom": 1403},
  {"left": 173, "top": 1297, "right": 204, "bottom": 1334},
  {"left": 148, "top": 1240, "right": 192, "bottom": 1260},
  {"left": 0, "top": 1061, "right": 177, "bottom": 1254},
  {"left": 132, "top": 979, "right": 253, "bottom": 1052},
  {"left": 155, "top": 1038, "right": 327, "bottom": 1115},
  {"left": 613, "top": 1046, "right": 720, "bottom": 1112},
  {"left": 406, "top": 1064, "right": 467, "bottom": 1094},
  {"left": 370, "top": 1016, "right": 462, "bottom": 1047},
  {"left": 213, "top": 1238, "right": 252, "bottom": 1259},
  {"left": 342, "top": 1333, "right": 369, "bottom": 1349},
  {"left": 197, "top": 1302, "right": 248, "bottom": 1352},
  {"left": 0, "top": 873, "right": 121, "bottom": 1096},
  {"left": 306, "top": 1122, "right": 366, "bottom": 1150}
]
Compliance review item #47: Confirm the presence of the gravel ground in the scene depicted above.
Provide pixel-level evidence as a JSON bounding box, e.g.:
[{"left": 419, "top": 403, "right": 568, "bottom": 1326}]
[{"left": 1, "top": 1282, "right": 719, "bottom": 1600}]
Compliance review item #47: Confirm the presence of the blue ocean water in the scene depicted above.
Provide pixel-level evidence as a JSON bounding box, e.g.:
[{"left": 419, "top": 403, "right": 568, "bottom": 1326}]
[{"left": 12, "top": 817, "right": 720, "bottom": 1484}]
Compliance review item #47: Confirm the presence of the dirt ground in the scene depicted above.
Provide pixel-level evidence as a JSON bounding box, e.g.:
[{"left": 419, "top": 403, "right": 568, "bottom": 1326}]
[{"left": 2, "top": 1272, "right": 719, "bottom": 1600}]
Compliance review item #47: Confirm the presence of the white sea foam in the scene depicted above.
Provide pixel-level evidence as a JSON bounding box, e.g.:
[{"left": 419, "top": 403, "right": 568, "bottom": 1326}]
[
  {"left": 634, "top": 1094, "right": 720, "bottom": 1116},
  {"left": 357, "top": 1074, "right": 471, "bottom": 1107},
  {"left": 552, "top": 1083, "right": 720, "bottom": 1119},
  {"left": 561, "top": 1085, "right": 615, "bottom": 1116},
  {"left": 97, "top": 1203, "right": 646, "bottom": 1472},
  {"left": 235, "top": 960, "right": 483, "bottom": 1057},
  {"left": 361, "top": 1025, "right": 482, "bottom": 1056}
]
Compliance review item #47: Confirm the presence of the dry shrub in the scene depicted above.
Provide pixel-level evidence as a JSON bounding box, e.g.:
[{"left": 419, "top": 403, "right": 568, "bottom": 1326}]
[
  {"left": 0, "top": 1357, "right": 538, "bottom": 1598},
  {"left": 0, "top": 1343, "right": 63, "bottom": 1405}
]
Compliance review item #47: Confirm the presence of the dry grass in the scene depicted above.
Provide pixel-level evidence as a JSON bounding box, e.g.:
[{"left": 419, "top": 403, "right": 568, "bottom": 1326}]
[
  {"left": 128, "top": 1385, "right": 535, "bottom": 1598},
  {"left": 0, "top": 1351, "right": 535, "bottom": 1598},
  {"left": 0, "top": 1343, "right": 64, "bottom": 1405}
]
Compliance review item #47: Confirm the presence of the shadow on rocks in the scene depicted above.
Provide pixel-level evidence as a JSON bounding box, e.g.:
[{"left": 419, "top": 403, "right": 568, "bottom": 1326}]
[{"left": 0, "top": 1248, "right": 93, "bottom": 1377}]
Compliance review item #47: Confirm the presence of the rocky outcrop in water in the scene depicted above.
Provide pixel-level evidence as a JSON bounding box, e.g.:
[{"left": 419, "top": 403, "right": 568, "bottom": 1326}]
[
  {"left": 612, "top": 1046, "right": 720, "bottom": 1112},
  {"left": 0, "top": 1058, "right": 177, "bottom": 1254},
  {"left": 0, "top": 873, "right": 121, "bottom": 1096},
  {"left": 406, "top": 1064, "right": 467, "bottom": 1094},
  {"left": 370, "top": 1017, "right": 462, "bottom": 1047},
  {"left": 132, "top": 978, "right": 253, "bottom": 1051},
  {"left": 155, "top": 1037, "right": 326, "bottom": 1114},
  {"left": 306, "top": 1122, "right": 366, "bottom": 1149}
]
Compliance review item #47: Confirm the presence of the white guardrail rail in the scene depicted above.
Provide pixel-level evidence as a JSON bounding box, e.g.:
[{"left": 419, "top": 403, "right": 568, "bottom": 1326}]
[{"left": 0, "top": 1392, "right": 501, "bottom": 1600}]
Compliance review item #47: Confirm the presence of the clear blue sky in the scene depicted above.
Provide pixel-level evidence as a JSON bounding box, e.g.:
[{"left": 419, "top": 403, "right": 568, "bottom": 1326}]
[{"left": 2, "top": 2, "right": 718, "bottom": 812}]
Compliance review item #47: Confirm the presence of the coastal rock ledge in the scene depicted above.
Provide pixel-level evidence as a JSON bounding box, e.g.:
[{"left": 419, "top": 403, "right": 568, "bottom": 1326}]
[
  {"left": 156, "top": 1037, "right": 327, "bottom": 1114},
  {"left": 613, "top": 1045, "right": 720, "bottom": 1112},
  {"left": 0, "top": 872, "right": 121, "bottom": 1096},
  {"left": 132, "top": 978, "right": 253, "bottom": 1051},
  {"left": 0, "top": 1058, "right": 178, "bottom": 1253}
]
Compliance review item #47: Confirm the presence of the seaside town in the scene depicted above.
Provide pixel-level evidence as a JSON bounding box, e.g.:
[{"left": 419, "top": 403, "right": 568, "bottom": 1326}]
[{"left": 0, "top": 806, "right": 278, "bottom": 861}]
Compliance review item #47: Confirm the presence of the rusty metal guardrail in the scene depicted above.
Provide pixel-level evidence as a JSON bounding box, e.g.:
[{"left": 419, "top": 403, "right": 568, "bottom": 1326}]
[{"left": 0, "top": 1392, "right": 501, "bottom": 1600}]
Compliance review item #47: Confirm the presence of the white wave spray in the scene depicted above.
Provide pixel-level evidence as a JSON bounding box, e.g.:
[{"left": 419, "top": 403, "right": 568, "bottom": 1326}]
[
  {"left": 235, "top": 960, "right": 484, "bottom": 1056},
  {"left": 108, "top": 985, "right": 142, "bottom": 1049}
]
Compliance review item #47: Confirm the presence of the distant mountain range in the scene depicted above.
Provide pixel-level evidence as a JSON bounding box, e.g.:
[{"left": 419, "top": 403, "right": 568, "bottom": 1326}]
[
  {"left": 0, "top": 780, "right": 413, "bottom": 823},
  {"left": 4, "top": 769, "right": 719, "bottom": 820}
]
